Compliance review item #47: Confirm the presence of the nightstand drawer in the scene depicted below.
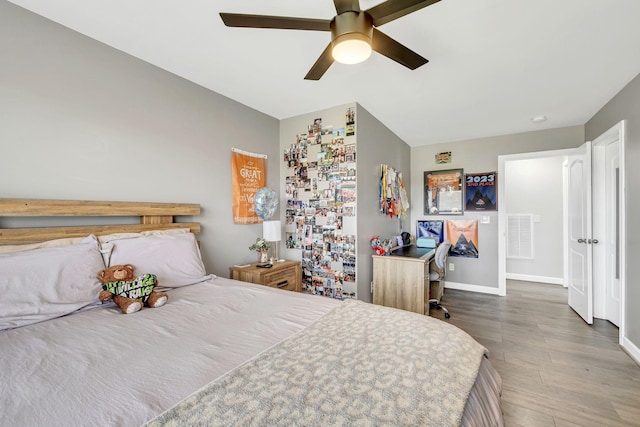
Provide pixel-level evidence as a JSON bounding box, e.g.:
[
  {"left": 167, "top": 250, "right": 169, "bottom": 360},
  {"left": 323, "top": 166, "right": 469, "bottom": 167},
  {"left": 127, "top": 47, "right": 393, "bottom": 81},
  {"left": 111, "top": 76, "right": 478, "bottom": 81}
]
[{"left": 264, "top": 268, "right": 297, "bottom": 291}]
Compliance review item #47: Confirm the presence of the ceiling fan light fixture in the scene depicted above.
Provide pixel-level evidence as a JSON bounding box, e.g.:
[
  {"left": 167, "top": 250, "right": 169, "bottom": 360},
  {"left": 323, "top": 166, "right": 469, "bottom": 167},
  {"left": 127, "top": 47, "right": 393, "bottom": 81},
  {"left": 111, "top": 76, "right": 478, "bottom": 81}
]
[
  {"left": 221, "top": 0, "right": 437, "bottom": 80},
  {"left": 332, "top": 33, "right": 372, "bottom": 64}
]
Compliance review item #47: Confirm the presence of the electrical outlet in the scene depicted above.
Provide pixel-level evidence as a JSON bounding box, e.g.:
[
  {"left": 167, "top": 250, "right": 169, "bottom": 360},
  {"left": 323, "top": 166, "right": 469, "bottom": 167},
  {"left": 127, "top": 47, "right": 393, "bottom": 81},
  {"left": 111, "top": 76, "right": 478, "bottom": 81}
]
[{"left": 449, "top": 263, "right": 455, "bottom": 271}]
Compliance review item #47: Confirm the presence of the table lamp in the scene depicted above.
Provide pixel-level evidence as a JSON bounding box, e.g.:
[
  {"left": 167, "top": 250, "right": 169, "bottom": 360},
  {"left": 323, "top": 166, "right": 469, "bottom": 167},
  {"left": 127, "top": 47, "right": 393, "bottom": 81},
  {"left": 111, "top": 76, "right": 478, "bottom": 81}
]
[{"left": 262, "top": 220, "right": 282, "bottom": 262}]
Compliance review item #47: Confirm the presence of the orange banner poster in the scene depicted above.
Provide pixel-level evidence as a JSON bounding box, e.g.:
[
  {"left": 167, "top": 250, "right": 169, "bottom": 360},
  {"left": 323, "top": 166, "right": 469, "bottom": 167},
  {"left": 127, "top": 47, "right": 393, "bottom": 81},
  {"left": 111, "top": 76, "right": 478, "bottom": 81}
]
[
  {"left": 231, "top": 148, "right": 267, "bottom": 224},
  {"left": 446, "top": 220, "right": 479, "bottom": 258}
]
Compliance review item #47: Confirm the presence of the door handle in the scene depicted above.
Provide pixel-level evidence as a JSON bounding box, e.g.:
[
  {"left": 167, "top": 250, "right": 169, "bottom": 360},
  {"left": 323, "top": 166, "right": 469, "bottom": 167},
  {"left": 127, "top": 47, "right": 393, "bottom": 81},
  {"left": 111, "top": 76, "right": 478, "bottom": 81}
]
[
  {"left": 592, "top": 239, "right": 599, "bottom": 244},
  {"left": 577, "top": 238, "right": 586, "bottom": 243}
]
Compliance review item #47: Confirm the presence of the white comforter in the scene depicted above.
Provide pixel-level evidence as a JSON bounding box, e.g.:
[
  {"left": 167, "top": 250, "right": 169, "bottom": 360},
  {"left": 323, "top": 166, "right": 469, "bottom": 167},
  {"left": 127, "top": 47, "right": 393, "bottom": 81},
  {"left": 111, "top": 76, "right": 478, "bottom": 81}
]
[{"left": 0, "top": 277, "right": 339, "bottom": 427}]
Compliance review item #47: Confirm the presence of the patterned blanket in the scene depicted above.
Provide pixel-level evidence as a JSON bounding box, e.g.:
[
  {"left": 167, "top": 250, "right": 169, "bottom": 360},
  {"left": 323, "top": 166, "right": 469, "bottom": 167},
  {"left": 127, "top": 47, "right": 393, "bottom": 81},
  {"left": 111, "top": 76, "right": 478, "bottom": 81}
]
[{"left": 145, "top": 300, "right": 486, "bottom": 427}]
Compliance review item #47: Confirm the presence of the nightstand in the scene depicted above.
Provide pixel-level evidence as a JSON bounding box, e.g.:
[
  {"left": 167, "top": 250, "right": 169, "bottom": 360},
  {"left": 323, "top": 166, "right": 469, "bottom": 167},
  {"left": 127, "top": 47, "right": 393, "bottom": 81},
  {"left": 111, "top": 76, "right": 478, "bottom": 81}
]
[{"left": 229, "top": 260, "right": 301, "bottom": 292}]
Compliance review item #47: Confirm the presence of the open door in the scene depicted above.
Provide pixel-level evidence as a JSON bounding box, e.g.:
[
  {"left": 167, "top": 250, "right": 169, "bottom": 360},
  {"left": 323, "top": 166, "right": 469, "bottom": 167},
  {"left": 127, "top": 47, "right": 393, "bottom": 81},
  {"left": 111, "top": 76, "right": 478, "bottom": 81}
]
[
  {"left": 592, "top": 122, "right": 625, "bottom": 329},
  {"left": 604, "top": 142, "right": 620, "bottom": 326},
  {"left": 567, "top": 141, "right": 593, "bottom": 324}
]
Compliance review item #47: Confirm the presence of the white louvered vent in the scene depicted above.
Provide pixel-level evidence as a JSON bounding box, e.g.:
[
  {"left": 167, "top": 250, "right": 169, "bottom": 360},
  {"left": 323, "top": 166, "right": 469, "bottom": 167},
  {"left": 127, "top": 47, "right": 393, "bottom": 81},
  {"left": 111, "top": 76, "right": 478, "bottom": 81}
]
[{"left": 507, "top": 214, "right": 534, "bottom": 259}]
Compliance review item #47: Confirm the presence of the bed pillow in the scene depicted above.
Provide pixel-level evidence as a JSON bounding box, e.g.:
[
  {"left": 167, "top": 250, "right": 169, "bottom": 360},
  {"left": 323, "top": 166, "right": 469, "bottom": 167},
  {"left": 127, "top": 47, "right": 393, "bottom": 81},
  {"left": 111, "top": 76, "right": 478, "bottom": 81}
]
[
  {"left": 0, "top": 235, "right": 105, "bottom": 331},
  {"left": 107, "top": 232, "right": 208, "bottom": 289},
  {"left": 98, "top": 228, "right": 191, "bottom": 265},
  {"left": 98, "top": 227, "right": 190, "bottom": 244}
]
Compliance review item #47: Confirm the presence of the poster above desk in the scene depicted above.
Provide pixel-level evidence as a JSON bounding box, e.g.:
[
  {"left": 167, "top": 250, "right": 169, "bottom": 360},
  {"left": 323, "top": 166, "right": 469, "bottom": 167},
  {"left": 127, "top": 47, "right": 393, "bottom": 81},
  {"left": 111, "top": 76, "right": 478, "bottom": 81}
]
[{"left": 424, "top": 169, "right": 464, "bottom": 215}]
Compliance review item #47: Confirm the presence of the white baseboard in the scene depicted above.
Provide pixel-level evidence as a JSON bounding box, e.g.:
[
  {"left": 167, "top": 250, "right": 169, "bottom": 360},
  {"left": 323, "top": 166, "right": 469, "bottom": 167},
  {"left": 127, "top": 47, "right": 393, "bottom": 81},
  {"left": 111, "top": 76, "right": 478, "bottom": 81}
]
[
  {"left": 444, "top": 281, "right": 502, "bottom": 295},
  {"left": 622, "top": 336, "right": 640, "bottom": 366},
  {"left": 505, "top": 273, "right": 564, "bottom": 285}
]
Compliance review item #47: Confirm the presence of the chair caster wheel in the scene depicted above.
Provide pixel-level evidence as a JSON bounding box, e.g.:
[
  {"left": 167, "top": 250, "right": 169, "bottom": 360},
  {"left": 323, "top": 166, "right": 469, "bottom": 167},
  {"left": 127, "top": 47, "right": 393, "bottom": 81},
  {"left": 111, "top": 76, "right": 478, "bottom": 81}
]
[{"left": 444, "top": 312, "right": 450, "bottom": 319}]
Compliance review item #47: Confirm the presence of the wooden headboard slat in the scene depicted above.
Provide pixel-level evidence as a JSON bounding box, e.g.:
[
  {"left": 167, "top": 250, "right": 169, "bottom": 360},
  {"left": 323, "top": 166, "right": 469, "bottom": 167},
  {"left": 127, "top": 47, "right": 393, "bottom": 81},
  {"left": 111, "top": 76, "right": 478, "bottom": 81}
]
[
  {"left": 0, "top": 199, "right": 200, "bottom": 217},
  {"left": 0, "top": 223, "right": 201, "bottom": 246},
  {"left": 0, "top": 198, "right": 201, "bottom": 246}
]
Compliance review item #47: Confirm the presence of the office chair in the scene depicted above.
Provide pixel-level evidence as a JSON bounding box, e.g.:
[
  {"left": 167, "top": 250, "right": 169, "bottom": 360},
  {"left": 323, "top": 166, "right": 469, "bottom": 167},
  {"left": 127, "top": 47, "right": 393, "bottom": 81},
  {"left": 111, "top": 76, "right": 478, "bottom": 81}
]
[{"left": 429, "top": 240, "right": 452, "bottom": 319}]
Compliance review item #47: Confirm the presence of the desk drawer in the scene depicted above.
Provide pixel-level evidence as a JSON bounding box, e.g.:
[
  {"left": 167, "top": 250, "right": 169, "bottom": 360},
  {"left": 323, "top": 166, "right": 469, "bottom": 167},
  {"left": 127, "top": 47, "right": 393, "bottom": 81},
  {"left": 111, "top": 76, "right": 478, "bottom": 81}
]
[{"left": 264, "top": 267, "right": 297, "bottom": 291}]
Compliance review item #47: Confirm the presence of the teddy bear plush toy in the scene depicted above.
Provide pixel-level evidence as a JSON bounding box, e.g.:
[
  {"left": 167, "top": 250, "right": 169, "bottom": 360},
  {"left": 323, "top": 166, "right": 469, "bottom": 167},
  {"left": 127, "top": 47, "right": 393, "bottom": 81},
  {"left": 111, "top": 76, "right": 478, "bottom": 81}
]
[{"left": 97, "top": 264, "right": 168, "bottom": 314}]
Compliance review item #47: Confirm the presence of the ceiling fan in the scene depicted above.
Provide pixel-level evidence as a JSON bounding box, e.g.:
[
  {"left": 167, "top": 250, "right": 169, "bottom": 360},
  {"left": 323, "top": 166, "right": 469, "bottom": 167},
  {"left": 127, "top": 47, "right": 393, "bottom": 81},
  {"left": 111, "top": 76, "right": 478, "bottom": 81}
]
[{"left": 220, "top": 0, "right": 440, "bottom": 80}]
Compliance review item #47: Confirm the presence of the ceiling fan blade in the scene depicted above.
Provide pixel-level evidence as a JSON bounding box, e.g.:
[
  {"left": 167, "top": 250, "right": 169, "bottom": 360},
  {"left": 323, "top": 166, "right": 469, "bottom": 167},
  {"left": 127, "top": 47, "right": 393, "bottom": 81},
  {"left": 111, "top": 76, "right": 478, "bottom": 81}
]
[
  {"left": 304, "top": 44, "right": 335, "bottom": 80},
  {"left": 334, "top": 0, "right": 361, "bottom": 14},
  {"left": 366, "top": 0, "right": 440, "bottom": 27},
  {"left": 371, "top": 28, "right": 428, "bottom": 70},
  {"left": 220, "top": 13, "right": 331, "bottom": 31}
]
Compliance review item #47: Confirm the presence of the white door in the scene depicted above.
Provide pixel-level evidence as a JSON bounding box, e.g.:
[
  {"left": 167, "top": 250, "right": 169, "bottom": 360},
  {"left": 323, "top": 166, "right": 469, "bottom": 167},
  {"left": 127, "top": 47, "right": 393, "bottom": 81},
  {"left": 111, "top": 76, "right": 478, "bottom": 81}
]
[
  {"left": 605, "top": 141, "right": 620, "bottom": 326},
  {"left": 567, "top": 141, "right": 593, "bottom": 324}
]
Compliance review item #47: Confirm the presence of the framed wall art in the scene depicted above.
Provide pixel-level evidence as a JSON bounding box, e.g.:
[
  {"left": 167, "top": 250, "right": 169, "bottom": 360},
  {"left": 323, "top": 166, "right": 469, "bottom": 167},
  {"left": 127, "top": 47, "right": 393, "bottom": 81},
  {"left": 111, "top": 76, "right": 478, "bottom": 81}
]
[
  {"left": 416, "top": 220, "right": 444, "bottom": 242},
  {"left": 465, "top": 171, "right": 497, "bottom": 211},
  {"left": 446, "top": 219, "right": 479, "bottom": 258},
  {"left": 424, "top": 168, "right": 464, "bottom": 215}
]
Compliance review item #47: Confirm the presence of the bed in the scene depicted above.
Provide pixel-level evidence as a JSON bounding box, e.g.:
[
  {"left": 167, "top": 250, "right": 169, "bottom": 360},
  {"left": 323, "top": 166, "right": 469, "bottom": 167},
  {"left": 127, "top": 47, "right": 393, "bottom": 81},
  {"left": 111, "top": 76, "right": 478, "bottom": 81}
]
[{"left": 0, "top": 198, "right": 503, "bottom": 427}]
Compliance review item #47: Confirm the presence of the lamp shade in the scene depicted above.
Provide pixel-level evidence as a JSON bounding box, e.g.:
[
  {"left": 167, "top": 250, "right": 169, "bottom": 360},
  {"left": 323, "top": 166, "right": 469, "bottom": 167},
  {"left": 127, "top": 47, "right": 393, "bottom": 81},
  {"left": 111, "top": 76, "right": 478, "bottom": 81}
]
[{"left": 263, "top": 220, "right": 282, "bottom": 242}]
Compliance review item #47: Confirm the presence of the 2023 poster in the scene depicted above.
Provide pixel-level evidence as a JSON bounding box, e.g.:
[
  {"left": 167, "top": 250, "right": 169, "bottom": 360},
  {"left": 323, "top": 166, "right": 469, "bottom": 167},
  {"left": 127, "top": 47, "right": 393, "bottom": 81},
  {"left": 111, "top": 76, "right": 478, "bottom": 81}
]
[
  {"left": 416, "top": 220, "right": 444, "bottom": 243},
  {"left": 465, "top": 171, "right": 497, "bottom": 211}
]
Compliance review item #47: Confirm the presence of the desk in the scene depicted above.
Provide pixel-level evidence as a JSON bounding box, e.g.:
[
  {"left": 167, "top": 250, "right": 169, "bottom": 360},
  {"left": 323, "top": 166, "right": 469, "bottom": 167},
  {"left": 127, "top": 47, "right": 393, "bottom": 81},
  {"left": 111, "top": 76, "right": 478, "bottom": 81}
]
[{"left": 372, "top": 245, "right": 435, "bottom": 315}]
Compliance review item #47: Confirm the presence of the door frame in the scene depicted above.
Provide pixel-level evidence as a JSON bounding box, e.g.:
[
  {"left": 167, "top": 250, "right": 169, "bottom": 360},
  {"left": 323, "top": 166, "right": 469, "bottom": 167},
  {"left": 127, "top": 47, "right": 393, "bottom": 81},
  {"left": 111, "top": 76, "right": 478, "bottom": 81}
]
[
  {"left": 498, "top": 121, "right": 627, "bottom": 345},
  {"left": 498, "top": 147, "right": 577, "bottom": 296}
]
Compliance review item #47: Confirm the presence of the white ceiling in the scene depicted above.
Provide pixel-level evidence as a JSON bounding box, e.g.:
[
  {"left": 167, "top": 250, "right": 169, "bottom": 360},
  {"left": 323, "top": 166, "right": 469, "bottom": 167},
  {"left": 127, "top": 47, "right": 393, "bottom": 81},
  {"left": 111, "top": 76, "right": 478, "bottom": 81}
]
[{"left": 8, "top": 0, "right": 640, "bottom": 147}]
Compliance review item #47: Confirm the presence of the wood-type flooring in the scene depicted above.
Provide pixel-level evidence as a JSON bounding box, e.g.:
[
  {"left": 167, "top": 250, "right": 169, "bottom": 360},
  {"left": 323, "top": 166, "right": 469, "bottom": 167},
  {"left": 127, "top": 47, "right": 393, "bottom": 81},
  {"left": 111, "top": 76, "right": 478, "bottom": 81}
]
[{"left": 428, "top": 280, "right": 640, "bottom": 426}]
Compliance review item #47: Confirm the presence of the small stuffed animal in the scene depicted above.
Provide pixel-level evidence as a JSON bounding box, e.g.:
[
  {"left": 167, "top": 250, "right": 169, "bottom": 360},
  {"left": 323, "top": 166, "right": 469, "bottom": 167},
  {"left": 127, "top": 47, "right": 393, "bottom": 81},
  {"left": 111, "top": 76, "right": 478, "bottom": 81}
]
[
  {"left": 97, "top": 264, "right": 168, "bottom": 314},
  {"left": 381, "top": 238, "right": 393, "bottom": 254},
  {"left": 370, "top": 236, "right": 386, "bottom": 256}
]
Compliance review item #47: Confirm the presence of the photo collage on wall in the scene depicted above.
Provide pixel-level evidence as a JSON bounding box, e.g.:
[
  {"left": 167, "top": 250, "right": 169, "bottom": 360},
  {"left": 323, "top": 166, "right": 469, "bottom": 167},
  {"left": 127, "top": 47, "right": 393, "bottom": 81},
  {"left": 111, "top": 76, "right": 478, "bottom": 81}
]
[{"left": 283, "top": 108, "right": 357, "bottom": 300}]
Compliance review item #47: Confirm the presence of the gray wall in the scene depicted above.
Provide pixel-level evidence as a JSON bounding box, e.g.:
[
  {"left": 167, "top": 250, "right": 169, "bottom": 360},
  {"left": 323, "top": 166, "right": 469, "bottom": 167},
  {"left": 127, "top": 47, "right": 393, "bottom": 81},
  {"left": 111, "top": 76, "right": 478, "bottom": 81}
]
[
  {"left": 0, "top": 1, "right": 280, "bottom": 276},
  {"left": 409, "top": 126, "right": 584, "bottom": 289},
  {"left": 355, "top": 103, "right": 411, "bottom": 302},
  {"left": 278, "top": 102, "right": 411, "bottom": 303},
  {"left": 505, "top": 156, "right": 565, "bottom": 282},
  {"left": 585, "top": 71, "right": 640, "bottom": 352}
]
